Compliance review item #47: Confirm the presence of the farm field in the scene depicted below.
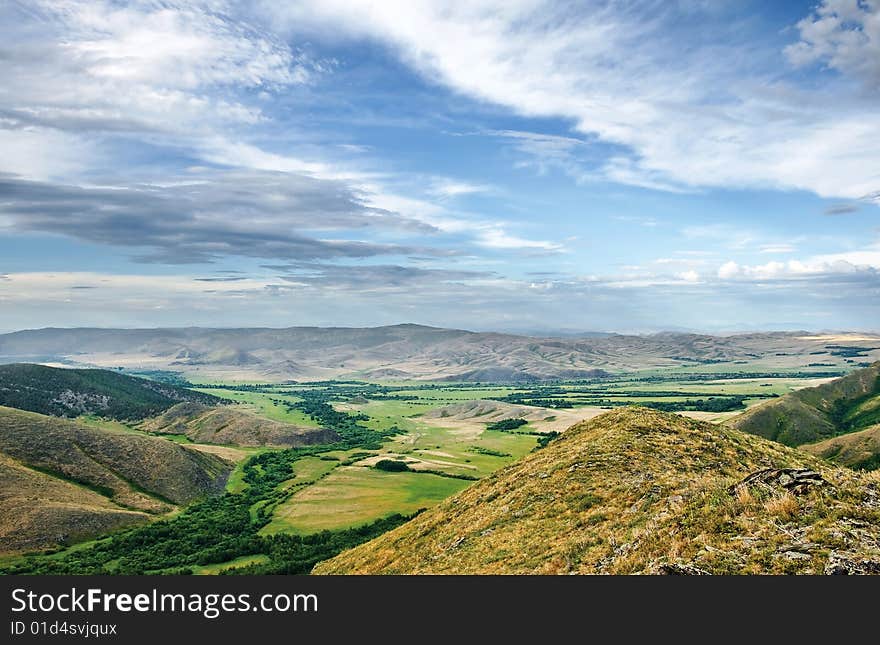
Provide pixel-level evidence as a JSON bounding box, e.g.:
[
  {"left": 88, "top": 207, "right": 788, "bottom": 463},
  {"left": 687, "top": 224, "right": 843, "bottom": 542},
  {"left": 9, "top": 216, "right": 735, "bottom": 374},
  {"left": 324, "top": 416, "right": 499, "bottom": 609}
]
[{"left": 191, "top": 371, "right": 829, "bottom": 539}]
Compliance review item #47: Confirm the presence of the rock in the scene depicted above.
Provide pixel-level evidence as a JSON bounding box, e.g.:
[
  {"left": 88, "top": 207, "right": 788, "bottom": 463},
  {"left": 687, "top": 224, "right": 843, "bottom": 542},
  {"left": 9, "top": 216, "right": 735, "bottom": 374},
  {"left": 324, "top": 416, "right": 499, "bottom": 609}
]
[
  {"left": 824, "top": 552, "right": 880, "bottom": 575},
  {"left": 729, "top": 468, "right": 828, "bottom": 496},
  {"left": 657, "top": 563, "right": 711, "bottom": 575},
  {"left": 782, "top": 551, "right": 812, "bottom": 561}
]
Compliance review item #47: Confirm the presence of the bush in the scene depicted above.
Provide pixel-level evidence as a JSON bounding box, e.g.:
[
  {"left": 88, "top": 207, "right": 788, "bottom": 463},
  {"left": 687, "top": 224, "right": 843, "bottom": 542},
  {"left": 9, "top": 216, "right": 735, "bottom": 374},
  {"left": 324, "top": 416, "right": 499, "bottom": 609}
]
[
  {"left": 374, "top": 459, "right": 411, "bottom": 472},
  {"left": 487, "top": 418, "right": 528, "bottom": 431}
]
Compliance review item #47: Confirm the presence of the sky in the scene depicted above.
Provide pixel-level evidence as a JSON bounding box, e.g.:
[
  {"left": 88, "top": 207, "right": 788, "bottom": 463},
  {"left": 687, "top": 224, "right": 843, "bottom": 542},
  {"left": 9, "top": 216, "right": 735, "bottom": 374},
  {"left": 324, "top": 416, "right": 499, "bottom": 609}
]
[{"left": 0, "top": 0, "right": 879, "bottom": 334}]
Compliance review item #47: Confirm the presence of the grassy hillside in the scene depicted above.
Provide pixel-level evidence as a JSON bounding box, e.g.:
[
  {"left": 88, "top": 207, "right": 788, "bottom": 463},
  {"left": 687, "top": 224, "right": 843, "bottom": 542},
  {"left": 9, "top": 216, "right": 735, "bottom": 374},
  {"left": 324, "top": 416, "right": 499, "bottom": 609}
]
[
  {"left": 0, "top": 363, "right": 224, "bottom": 420},
  {"left": 315, "top": 407, "right": 880, "bottom": 574},
  {"left": 803, "top": 425, "right": 880, "bottom": 471},
  {"left": 727, "top": 362, "right": 880, "bottom": 446},
  {"left": 140, "top": 402, "right": 338, "bottom": 447},
  {"left": 0, "top": 406, "right": 231, "bottom": 555}
]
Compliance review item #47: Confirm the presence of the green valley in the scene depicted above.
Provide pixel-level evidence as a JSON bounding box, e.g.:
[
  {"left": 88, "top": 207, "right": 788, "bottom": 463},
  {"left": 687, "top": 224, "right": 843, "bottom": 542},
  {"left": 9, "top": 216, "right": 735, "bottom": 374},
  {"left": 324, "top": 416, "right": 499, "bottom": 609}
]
[{"left": 4, "top": 358, "right": 880, "bottom": 575}]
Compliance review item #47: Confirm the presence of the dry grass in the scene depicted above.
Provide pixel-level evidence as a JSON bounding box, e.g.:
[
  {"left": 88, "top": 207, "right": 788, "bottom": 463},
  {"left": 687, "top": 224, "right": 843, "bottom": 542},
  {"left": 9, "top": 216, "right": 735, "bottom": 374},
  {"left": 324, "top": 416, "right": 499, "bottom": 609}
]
[
  {"left": 315, "top": 407, "right": 880, "bottom": 575},
  {"left": 764, "top": 493, "right": 799, "bottom": 520},
  {"left": 0, "top": 406, "right": 231, "bottom": 555}
]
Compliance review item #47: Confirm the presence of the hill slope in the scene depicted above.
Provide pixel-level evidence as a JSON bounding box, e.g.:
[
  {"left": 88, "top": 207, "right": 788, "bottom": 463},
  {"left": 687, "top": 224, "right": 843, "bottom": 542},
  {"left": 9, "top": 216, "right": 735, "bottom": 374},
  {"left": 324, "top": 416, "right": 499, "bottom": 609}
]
[
  {"left": 728, "top": 362, "right": 880, "bottom": 446},
  {"left": 423, "top": 400, "right": 548, "bottom": 422},
  {"left": 0, "top": 406, "right": 231, "bottom": 555},
  {"left": 315, "top": 408, "right": 880, "bottom": 574},
  {"left": 0, "top": 363, "right": 224, "bottom": 420},
  {"left": 139, "top": 402, "right": 339, "bottom": 448},
  {"left": 803, "top": 424, "right": 880, "bottom": 471},
  {"left": 2, "top": 325, "right": 878, "bottom": 382}
]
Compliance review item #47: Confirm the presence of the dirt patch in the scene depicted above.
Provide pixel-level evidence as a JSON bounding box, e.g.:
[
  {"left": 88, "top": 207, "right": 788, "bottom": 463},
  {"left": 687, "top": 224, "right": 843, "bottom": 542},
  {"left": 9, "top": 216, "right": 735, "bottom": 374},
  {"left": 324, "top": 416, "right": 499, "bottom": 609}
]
[
  {"left": 355, "top": 453, "right": 478, "bottom": 471},
  {"left": 422, "top": 405, "right": 606, "bottom": 438},
  {"left": 186, "top": 443, "right": 251, "bottom": 463}
]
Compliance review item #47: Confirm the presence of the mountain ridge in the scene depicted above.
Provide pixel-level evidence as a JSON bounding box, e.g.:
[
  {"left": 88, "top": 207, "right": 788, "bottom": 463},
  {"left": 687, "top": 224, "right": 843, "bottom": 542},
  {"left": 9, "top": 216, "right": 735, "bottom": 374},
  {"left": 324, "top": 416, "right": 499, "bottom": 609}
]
[
  {"left": 2, "top": 325, "right": 878, "bottom": 382},
  {"left": 0, "top": 363, "right": 225, "bottom": 420},
  {"left": 315, "top": 407, "right": 880, "bottom": 574}
]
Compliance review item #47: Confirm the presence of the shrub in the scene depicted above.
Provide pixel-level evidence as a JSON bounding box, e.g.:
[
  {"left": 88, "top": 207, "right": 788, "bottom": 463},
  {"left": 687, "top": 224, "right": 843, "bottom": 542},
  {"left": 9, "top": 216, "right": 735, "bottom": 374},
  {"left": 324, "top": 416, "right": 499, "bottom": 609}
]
[{"left": 374, "top": 459, "right": 411, "bottom": 472}]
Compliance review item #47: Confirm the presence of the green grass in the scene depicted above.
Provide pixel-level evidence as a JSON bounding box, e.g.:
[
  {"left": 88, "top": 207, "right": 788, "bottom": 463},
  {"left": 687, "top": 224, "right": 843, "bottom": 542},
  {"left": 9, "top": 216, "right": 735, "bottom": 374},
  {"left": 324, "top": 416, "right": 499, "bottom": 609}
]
[
  {"left": 261, "top": 466, "right": 469, "bottom": 534},
  {"left": 75, "top": 415, "right": 138, "bottom": 433},
  {"left": 192, "top": 554, "right": 271, "bottom": 575},
  {"left": 225, "top": 449, "right": 270, "bottom": 493},
  {"left": 279, "top": 456, "right": 339, "bottom": 490},
  {"left": 191, "top": 389, "right": 321, "bottom": 427}
]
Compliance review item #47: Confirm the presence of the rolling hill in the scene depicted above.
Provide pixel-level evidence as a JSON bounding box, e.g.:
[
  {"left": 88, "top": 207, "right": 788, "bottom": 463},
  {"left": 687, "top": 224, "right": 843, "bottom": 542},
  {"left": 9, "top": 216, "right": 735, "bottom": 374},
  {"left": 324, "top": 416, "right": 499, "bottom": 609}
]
[
  {"left": 727, "top": 362, "right": 880, "bottom": 446},
  {"left": 0, "top": 363, "right": 224, "bottom": 420},
  {"left": 139, "top": 402, "right": 339, "bottom": 448},
  {"left": 315, "top": 407, "right": 880, "bottom": 574},
  {"left": 1, "top": 325, "right": 878, "bottom": 382},
  {"left": 0, "top": 406, "right": 231, "bottom": 555},
  {"left": 422, "top": 399, "right": 551, "bottom": 422},
  {"left": 802, "top": 425, "right": 880, "bottom": 471}
]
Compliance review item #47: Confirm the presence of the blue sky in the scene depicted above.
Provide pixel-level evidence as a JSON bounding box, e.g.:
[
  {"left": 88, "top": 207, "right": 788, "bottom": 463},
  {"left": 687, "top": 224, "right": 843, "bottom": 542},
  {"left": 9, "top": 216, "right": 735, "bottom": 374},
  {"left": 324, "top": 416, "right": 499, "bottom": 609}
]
[{"left": 0, "top": 0, "right": 878, "bottom": 333}]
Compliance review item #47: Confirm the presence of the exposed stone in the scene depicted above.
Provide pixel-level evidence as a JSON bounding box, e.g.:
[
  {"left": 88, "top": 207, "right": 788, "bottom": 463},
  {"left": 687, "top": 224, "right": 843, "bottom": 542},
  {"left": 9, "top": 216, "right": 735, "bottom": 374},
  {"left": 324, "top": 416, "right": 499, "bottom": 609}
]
[
  {"left": 729, "top": 468, "right": 828, "bottom": 496},
  {"left": 657, "top": 563, "right": 711, "bottom": 576},
  {"left": 824, "top": 552, "right": 880, "bottom": 575}
]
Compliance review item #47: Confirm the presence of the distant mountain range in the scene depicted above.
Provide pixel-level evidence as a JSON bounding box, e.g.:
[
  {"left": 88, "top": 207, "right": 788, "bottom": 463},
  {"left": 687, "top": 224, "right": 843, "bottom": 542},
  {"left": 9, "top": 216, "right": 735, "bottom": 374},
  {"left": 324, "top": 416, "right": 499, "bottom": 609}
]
[{"left": 2, "top": 324, "right": 879, "bottom": 381}]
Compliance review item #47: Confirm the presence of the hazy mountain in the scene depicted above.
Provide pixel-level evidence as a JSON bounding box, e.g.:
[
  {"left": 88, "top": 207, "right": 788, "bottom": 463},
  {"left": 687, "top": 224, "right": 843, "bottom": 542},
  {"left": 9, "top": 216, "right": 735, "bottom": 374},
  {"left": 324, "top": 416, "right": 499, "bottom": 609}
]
[
  {"left": 315, "top": 407, "right": 880, "bottom": 574},
  {"left": 1, "top": 325, "right": 878, "bottom": 382}
]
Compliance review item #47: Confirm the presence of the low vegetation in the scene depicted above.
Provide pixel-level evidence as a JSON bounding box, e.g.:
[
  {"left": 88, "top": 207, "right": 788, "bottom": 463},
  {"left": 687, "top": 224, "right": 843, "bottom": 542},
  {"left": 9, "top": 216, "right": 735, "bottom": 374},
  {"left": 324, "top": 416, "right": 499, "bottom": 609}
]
[
  {"left": 486, "top": 418, "right": 528, "bottom": 431},
  {"left": 374, "top": 459, "right": 411, "bottom": 472},
  {"left": 316, "top": 408, "right": 880, "bottom": 574}
]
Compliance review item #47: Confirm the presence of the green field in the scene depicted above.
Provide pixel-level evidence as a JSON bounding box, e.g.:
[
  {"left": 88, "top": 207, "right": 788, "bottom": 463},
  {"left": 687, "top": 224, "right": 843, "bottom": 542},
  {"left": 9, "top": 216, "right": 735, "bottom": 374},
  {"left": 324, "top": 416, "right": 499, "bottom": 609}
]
[
  {"left": 192, "top": 554, "right": 270, "bottom": 575},
  {"left": 262, "top": 466, "right": 469, "bottom": 534},
  {"left": 215, "top": 373, "right": 830, "bottom": 539}
]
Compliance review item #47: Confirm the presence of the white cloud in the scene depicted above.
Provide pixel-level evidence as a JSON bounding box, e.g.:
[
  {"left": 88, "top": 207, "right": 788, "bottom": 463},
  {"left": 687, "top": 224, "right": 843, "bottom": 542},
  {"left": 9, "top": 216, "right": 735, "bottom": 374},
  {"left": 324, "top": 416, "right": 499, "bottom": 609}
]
[
  {"left": 262, "top": 0, "right": 880, "bottom": 199},
  {"left": 0, "top": 128, "right": 96, "bottom": 181},
  {"left": 759, "top": 243, "right": 797, "bottom": 254},
  {"left": 718, "top": 261, "right": 741, "bottom": 280},
  {"left": 717, "top": 244, "right": 880, "bottom": 281},
  {"left": 427, "top": 179, "right": 493, "bottom": 199},
  {"left": 475, "top": 227, "right": 562, "bottom": 251},
  {"left": 0, "top": 0, "right": 318, "bottom": 179},
  {"left": 36, "top": 0, "right": 307, "bottom": 90},
  {"left": 654, "top": 257, "right": 708, "bottom": 267},
  {"left": 785, "top": 0, "right": 880, "bottom": 89}
]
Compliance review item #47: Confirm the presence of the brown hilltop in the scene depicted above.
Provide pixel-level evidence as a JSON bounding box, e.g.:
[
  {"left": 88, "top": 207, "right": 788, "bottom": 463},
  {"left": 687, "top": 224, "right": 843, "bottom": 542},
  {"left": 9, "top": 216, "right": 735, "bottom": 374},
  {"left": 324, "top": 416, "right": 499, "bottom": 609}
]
[
  {"left": 315, "top": 407, "right": 880, "bottom": 574},
  {"left": 0, "top": 406, "right": 231, "bottom": 555}
]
